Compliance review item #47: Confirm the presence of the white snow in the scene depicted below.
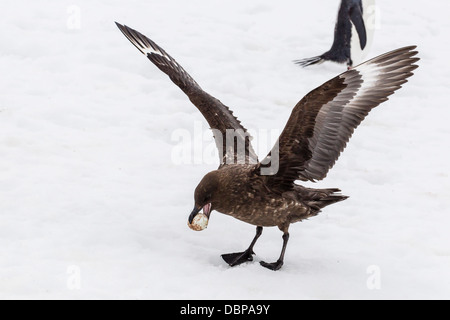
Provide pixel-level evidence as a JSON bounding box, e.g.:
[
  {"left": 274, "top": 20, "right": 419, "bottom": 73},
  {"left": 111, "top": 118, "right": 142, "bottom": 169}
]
[{"left": 0, "top": 0, "right": 449, "bottom": 300}]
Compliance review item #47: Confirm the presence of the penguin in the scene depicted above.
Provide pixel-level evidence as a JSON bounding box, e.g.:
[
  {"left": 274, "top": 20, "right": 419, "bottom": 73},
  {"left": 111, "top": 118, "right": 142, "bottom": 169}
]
[{"left": 295, "top": 0, "right": 374, "bottom": 69}]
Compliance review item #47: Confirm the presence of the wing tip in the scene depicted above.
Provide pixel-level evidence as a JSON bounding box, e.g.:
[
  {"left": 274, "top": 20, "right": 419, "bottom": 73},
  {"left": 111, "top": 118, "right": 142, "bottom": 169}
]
[
  {"left": 115, "top": 22, "right": 154, "bottom": 56},
  {"left": 353, "top": 45, "right": 420, "bottom": 70},
  {"left": 115, "top": 21, "right": 132, "bottom": 42},
  {"left": 350, "top": 45, "right": 420, "bottom": 81}
]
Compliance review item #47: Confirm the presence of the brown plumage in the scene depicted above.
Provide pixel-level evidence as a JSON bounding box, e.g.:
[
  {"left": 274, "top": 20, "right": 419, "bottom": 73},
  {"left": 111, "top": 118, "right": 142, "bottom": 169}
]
[{"left": 116, "top": 22, "right": 419, "bottom": 270}]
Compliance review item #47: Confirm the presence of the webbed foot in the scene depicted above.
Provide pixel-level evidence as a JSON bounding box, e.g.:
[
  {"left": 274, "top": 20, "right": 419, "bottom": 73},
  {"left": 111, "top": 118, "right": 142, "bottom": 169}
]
[
  {"left": 221, "top": 249, "right": 254, "bottom": 267},
  {"left": 260, "top": 259, "right": 284, "bottom": 271}
]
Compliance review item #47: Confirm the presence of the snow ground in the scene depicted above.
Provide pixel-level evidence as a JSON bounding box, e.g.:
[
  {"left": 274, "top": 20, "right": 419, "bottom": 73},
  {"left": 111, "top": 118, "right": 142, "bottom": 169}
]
[{"left": 0, "top": 0, "right": 449, "bottom": 300}]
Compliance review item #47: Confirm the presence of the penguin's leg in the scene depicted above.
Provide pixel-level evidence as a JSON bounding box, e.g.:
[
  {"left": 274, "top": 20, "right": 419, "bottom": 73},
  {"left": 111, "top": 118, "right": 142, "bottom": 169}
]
[
  {"left": 347, "top": 58, "right": 354, "bottom": 70},
  {"left": 221, "top": 226, "right": 263, "bottom": 267}
]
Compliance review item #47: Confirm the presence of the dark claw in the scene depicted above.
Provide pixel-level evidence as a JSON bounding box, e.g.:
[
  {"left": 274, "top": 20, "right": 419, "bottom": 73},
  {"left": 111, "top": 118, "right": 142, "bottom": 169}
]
[
  {"left": 221, "top": 250, "right": 254, "bottom": 267},
  {"left": 260, "top": 260, "right": 284, "bottom": 271}
]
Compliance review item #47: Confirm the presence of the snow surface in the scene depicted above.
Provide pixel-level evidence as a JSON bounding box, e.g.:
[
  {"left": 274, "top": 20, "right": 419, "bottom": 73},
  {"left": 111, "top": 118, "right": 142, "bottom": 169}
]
[{"left": 1, "top": 0, "right": 449, "bottom": 300}]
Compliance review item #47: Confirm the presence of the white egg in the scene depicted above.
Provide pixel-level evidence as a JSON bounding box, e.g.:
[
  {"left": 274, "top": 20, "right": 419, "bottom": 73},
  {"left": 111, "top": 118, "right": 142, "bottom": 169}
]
[{"left": 188, "top": 213, "right": 209, "bottom": 231}]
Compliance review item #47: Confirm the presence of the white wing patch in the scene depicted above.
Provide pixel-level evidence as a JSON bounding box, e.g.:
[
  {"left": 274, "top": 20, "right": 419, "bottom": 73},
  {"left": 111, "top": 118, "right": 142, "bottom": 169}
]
[
  {"left": 346, "top": 59, "right": 382, "bottom": 99},
  {"left": 302, "top": 46, "right": 418, "bottom": 181}
]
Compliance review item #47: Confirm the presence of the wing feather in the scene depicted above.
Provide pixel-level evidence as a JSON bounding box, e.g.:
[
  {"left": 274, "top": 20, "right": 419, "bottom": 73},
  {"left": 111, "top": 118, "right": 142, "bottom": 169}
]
[
  {"left": 261, "top": 46, "right": 419, "bottom": 192},
  {"left": 116, "top": 23, "right": 258, "bottom": 165}
]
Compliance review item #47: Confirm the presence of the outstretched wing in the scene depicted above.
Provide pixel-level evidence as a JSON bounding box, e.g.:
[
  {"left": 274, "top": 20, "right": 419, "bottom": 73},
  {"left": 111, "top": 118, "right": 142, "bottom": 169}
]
[
  {"left": 260, "top": 46, "right": 419, "bottom": 192},
  {"left": 115, "top": 23, "right": 258, "bottom": 165}
]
